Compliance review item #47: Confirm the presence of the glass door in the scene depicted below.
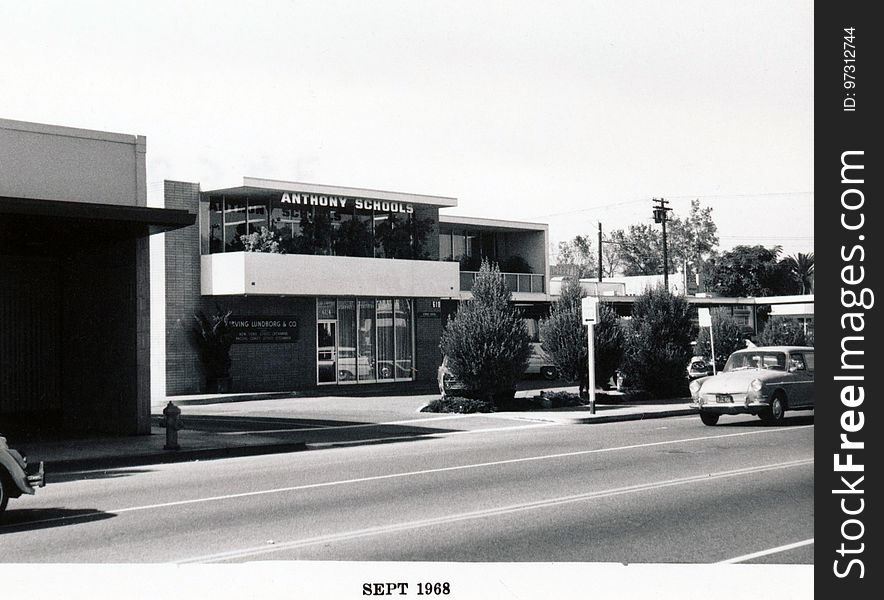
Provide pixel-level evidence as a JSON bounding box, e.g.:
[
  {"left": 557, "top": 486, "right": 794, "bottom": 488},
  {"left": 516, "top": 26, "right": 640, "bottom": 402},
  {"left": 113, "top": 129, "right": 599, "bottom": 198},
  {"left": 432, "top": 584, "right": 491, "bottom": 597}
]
[{"left": 317, "top": 321, "right": 337, "bottom": 384}]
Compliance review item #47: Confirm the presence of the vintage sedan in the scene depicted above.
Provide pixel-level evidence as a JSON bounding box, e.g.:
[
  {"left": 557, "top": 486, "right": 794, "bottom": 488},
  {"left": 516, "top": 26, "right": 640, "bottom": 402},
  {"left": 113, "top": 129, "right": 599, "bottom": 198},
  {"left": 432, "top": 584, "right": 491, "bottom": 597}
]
[
  {"left": 1, "top": 435, "right": 45, "bottom": 516},
  {"left": 690, "top": 346, "right": 814, "bottom": 425}
]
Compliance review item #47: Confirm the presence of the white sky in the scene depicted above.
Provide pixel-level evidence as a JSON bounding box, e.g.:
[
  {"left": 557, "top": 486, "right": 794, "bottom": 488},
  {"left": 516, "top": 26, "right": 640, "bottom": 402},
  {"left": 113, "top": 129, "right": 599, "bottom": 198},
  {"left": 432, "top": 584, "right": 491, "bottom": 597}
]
[{"left": 1, "top": 0, "right": 813, "bottom": 258}]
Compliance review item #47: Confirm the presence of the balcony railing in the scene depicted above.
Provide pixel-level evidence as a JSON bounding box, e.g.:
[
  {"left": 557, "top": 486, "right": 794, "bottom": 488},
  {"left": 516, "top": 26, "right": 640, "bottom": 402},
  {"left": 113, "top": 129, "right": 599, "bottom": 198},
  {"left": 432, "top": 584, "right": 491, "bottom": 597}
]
[{"left": 459, "top": 271, "right": 546, "bottom": 294}]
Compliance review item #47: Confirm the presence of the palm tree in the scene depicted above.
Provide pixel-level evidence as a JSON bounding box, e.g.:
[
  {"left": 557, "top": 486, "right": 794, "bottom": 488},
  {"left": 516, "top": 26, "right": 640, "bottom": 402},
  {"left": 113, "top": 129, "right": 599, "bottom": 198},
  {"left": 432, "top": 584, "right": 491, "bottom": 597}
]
[{"left": 782, "top": 252, "right": 814, "bottom": 294}]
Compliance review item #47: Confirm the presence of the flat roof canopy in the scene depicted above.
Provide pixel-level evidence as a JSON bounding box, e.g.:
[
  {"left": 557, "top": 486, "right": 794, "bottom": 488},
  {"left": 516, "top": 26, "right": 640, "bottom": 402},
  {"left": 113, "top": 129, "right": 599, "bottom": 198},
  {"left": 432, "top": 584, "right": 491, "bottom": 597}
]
[
  {"left": 204, "top": 177, "right": 458, "bottom": 208},
  {"left": 0, "top": 196, "right": 194, "bottom": 254}
]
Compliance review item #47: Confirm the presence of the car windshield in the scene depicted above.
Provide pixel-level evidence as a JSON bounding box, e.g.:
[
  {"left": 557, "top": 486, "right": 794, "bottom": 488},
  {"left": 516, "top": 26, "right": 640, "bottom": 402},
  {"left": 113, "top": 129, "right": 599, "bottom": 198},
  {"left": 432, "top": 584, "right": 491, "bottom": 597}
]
[{"left": 723, "top": 351, "right": 787, "bottom": 372}]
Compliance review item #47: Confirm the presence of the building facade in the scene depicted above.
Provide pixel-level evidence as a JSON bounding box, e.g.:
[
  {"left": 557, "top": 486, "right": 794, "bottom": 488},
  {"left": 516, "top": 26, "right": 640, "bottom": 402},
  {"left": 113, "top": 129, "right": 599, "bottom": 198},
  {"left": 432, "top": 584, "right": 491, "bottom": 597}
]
[
  {"left": 165, "top": 177, "right": 551, "bottom": 395},
  {"left": 0, "top": 119, "right": 192, "bottom": 435}
]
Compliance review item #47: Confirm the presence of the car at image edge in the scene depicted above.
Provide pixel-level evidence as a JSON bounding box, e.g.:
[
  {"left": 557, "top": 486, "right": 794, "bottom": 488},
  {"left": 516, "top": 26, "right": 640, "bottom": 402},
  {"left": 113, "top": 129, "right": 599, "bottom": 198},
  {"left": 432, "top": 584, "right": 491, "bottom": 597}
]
[
  {"left": 1, "top": 435, "right": 45, "bottom": 516},
  {"left": 689, "top": 345, "right": 814, "bottom": 426}
]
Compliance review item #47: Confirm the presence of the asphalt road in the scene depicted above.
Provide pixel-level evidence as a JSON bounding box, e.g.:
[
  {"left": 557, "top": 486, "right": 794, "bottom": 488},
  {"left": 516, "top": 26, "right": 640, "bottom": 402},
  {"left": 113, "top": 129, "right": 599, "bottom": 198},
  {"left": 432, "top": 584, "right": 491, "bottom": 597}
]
[{"left": 0, "top": 412, "right": 813, "bottom": 564}]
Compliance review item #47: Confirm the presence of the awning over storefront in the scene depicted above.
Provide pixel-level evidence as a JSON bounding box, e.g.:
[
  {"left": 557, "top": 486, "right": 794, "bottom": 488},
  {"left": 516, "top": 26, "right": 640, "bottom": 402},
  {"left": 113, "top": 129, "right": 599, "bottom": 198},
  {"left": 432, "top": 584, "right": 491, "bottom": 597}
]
[{"left": 0, "top": 195, "right": 195, "bottom": 253}]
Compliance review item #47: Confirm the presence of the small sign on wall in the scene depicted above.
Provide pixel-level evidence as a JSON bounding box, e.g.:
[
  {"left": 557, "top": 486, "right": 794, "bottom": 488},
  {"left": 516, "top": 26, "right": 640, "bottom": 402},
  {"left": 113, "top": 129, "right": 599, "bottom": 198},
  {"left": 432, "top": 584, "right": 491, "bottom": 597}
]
[
  {"left": 415, "top": 298, "right": 442, "bottom": 319},
  {"left": 229, "top": 316, "right": 298, "bottom": 343}
]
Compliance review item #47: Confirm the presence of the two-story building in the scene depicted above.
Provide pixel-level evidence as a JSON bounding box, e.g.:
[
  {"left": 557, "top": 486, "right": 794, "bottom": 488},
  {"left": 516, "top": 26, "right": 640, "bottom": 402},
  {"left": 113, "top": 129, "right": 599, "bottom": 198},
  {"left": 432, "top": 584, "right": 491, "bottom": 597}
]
[{"left": 165, "top": 177, "right": 551, "bottom": 395}]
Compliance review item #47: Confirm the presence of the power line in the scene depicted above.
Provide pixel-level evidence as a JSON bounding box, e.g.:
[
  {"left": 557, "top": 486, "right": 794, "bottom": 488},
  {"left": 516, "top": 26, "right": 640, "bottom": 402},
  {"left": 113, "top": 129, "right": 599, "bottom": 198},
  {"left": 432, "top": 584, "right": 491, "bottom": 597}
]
[{"left": 530, "top": 191, "right": 813, "bottom": 220}]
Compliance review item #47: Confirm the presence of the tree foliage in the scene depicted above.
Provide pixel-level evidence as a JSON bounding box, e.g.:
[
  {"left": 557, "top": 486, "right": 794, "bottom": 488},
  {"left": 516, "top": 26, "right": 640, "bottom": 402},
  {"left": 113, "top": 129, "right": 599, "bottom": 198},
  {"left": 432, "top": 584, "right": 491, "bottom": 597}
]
[
  {"left": 609, "top": 224, "right": 666, "bottom": 276},
  {"left": 759, "top": 316, "right": 814, "bottom": 347},
  {"left": 694, "top": 308, "right": 749, "bottom": 369},
  {"left": 781, "top": 252, "right": 815, "bottom": 294},
  {"left": 604, "top": 199, "right": 718, "bottom": 278},
  {"left": 667, "top": 199, "right": 719, "bottom": 282},
  {"left": 439, "top": 260, "right": 531, "bottom": 404},
  {"left": 706, "top": 245, "right": 798, "bottom": 297},
  {"left": 621, "top": 288, "right": 694, "bottom": 398},
  {"left": 555, "top": 235, "right": 595, "bottom": 278}
]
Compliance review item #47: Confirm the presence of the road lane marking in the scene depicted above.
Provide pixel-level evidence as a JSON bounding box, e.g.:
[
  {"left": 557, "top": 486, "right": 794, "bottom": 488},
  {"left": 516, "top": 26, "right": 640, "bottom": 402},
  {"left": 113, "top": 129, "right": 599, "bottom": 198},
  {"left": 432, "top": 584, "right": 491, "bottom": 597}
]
[
  {"left": 174, "top": 458, "right": 814, "bottom": 563},
  {"left": 3, "top": 425, "right": 812, "bottom": 531},
  {"left": 718, "top": 538, "right": 814, "bottom": 564}
]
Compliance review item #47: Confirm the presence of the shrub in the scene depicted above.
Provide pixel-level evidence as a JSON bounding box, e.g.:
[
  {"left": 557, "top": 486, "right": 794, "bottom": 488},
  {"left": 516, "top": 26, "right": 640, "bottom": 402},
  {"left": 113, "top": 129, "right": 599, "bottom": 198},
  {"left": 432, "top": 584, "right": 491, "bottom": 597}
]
[
  {"left": 759, "top": 316, "right": 814, "bottom": 347},
  {"left": 695, "top": 308, "right": 749, "bottom": 369},
  {"left": 594, "top": 304, "right": 625, "bottom": 388},
  {"left": 622, "top": 287, "right": 694, "bottom": 398},
  {"left": 439, "top": 259, "right": 531, "bottom": 405},
  {"left": 188, "top": 307, "right": 235, "bottom": 381},
  {"left": 539, "top": 278, "right": 623, "bottom": 394},
  {"left": 421, "top": 397, "right": 494, "bottom": 413}
]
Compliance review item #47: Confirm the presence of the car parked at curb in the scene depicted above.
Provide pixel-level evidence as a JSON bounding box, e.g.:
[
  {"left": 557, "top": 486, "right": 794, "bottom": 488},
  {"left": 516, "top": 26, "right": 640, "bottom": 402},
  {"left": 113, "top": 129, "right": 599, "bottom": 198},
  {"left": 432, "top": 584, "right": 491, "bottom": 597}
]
[
  {"left": 690, "top": 346, "right": 814, "bottom": 426},
  {"left": 1, "top": 435, "right": 45, "bottom": 516},
  {"left": 687, "top": 356, "right": 714, "bottom": 379},
  {"left": 524, "top": 343, "right": 558, "bottom": 380}
]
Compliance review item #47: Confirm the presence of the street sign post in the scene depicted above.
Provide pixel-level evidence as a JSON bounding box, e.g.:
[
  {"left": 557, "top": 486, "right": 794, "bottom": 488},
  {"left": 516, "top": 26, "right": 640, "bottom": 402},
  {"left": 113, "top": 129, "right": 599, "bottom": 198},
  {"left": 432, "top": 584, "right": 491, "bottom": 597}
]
[
  {"left": 581, "top": 297, "right": 599, "bottom": 414},
  {"left": 698, "top": 308, "right": 716, "bottom": 375}
]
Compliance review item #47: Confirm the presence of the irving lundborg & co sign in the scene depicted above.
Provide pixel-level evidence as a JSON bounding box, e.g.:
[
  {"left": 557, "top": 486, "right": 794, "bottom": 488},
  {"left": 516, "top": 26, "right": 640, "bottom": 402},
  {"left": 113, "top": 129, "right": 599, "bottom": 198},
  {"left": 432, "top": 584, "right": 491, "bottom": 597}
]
[{"left": 229, "top": 316, "right": 298, "bottom": 344}]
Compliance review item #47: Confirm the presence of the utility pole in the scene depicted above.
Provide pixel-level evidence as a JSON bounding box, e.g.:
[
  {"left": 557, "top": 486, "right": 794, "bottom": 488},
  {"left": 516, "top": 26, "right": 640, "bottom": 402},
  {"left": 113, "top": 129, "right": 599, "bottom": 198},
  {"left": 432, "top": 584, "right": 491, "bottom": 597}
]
[
  {"left": 652, "top": 198, "right": 673, "bottom": 290},
  {"left": 598, "top": 222, "right": 603, "bottom": 282}
]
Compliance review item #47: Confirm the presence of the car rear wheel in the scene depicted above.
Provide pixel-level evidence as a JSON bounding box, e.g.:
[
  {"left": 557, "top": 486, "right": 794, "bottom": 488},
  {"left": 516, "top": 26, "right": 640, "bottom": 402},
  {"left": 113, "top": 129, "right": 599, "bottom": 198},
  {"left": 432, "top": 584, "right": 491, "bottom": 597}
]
[
  {"left": 760, "top": 393, "right": 786, "bottom": 425},
  {"left": 700, "top": 412, "right": 719, "bottom": 426}
]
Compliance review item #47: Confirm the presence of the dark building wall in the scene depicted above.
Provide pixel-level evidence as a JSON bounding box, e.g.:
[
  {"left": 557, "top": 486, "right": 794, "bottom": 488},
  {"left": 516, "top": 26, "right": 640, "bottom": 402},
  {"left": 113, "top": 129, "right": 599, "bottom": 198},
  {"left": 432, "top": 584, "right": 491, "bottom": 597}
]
[
  {"left": 61, "top": 241, "right": 141, "bottom": 434},
  {"left": 1, "top": 242, "right": 146, "bottom": 435},
  {"left": 212, "top": 296, "right": 315, "bottom": 392},
  {"left": 0, "top": 256, "right": 62, "bottom": 421}
]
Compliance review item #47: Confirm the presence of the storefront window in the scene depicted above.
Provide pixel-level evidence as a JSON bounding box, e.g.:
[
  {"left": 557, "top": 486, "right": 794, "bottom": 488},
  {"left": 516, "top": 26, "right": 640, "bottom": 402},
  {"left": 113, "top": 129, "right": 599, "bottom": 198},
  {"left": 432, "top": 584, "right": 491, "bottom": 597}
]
[
  {"left": 337, "top": 299, "right": 357, "bottom": 383},
  {"left": 395, "top": 299, "right": 413, "bottom": 379},
  {"left": 376, "top": 299, "right": 395, "bottom": 380},
  {"left": 316, "top": 297, "right": 413, "bottom": 385},
  {"left": 357, "top": 299, "right": 376, "bottom": 382}
]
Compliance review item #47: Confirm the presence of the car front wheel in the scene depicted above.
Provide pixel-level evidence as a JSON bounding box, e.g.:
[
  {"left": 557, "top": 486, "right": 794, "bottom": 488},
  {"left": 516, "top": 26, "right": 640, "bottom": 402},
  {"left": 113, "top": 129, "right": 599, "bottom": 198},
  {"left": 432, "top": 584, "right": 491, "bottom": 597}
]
[
  {"left": 0, "top": 475, "right": 8, "bottom": 515},
  {"left": 760, "top": 393, "right": 786, "bottom": 425},
  {"left": 700, "top": 412, "right": 719, "bottom": 426}
]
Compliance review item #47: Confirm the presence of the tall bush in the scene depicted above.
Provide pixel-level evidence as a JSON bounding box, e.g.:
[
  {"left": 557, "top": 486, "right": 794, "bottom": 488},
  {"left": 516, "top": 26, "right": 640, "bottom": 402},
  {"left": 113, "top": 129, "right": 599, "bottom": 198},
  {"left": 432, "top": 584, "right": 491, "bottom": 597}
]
[
  {"left": 540, "top": 278, "right": 587, "bottom": 393},
  {"left": 539, "top": 278, "right": 624, "bottom": 394},
  {"left": 759, "top": 316, "right": 813, "bottom": 347},
  {"left": 622, "top": 287, "right": 693, "bottom": 398},
  {"left": 439, "top": 260, "right": 531, "bottom": 404}
]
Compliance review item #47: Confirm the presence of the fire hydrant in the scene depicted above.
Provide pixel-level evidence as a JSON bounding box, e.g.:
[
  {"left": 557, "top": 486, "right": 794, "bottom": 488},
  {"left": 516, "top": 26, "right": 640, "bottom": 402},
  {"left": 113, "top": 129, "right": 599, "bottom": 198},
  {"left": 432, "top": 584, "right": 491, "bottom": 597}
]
[{"left": 163, "top": 401, "right": 182, "bottom": 450}]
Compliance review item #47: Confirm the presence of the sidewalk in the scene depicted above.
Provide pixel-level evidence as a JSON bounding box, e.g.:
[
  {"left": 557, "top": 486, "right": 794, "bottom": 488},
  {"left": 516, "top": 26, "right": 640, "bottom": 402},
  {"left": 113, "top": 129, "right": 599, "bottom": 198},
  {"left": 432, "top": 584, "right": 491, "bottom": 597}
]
[{"left": 15, "top": 388, "right": 695, "bottom": 475}]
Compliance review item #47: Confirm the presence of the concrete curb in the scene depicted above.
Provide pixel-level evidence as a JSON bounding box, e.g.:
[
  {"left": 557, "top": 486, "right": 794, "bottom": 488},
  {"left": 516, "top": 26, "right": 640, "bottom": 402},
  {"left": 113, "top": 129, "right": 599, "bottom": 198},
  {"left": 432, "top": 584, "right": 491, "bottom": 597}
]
[{"left": 565, "top": 408, "right": 697, "bottom": 424}]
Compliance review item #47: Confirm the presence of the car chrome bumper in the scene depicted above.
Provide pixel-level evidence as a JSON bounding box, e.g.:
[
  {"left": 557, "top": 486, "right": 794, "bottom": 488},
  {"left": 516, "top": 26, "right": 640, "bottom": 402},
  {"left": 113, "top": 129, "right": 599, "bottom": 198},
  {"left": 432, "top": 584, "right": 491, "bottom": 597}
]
[{"left": 25, "top": 461, "right": 45, "bottom": 491}]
